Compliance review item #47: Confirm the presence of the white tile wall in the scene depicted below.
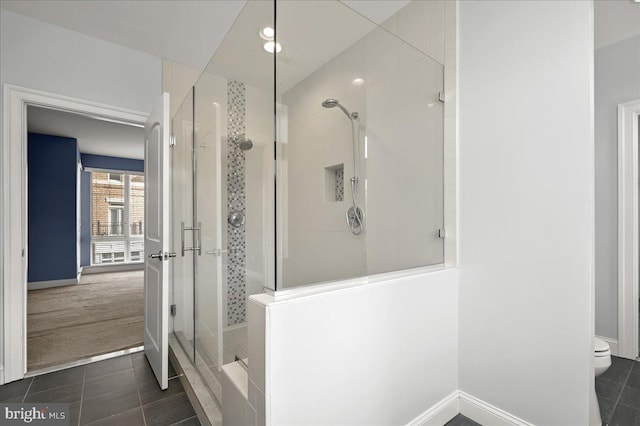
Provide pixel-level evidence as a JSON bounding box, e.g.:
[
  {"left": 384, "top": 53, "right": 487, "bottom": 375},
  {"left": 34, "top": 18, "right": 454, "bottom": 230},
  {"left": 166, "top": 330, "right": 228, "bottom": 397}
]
[
  {"left": 395, "top": 0, "right": 446, "bottom": 64},
  {"left": 280, "top": 1, "right": 448, "bottom": 288},
  {"left": 162, "top": 59, "right": 202, "bottom": 119}
]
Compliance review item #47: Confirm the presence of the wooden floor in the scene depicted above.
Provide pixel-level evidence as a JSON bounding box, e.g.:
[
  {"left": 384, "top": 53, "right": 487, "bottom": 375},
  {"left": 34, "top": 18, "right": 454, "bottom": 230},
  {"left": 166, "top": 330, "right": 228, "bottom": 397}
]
[{"left": 27, "top": 271, "right": 144, "bottom": 371}]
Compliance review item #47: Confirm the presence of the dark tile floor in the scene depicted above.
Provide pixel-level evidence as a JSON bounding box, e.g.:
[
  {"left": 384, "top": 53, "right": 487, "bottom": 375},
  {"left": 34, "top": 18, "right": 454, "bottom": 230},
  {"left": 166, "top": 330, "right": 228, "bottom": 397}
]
[
  {"left": 444, "top": 358, "right": 640, "bottom": 426},
  {"left": 596, "top": 355, "right": 640, "bottom": 426},
  {"left": 0, "top": 352, "right": 200, "bottom": 426},
  {"left": 445, "top": 414, "right": 482, "bottom": 426}
]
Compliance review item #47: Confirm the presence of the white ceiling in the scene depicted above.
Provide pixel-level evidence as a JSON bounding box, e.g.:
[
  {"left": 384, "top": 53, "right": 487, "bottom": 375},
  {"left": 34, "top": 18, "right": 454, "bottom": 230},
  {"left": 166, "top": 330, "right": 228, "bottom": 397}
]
[
  {"left": 2, "top": 0, "right": 637, "bottom": 75},
  {"left": 0, "top": 0, "right": 246, "bottom": 70},
  {"left": 206, "top": 0, "right": 384, "bottom": 92},
  {"left": 341, "top": 0, "right": 410, "bottom": 25},
  {"left": 27, "top": 106, "right": 145, "bottom": 160},
  {"left": 595, "top": 0, "right": 640, "bottom": 49},
  {"left": 0, "top": 0, "right": 410, "bottom": 92}
]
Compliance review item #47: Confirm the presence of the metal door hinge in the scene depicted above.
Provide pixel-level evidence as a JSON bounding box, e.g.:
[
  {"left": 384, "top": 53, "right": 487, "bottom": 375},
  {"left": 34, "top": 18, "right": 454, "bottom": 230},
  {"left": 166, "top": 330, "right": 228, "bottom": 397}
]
[
  {"left": 169, "top": 134, "right": 176, "bottom": 147},
  {"left": 21, "top": 249, "right": 25, "bottom": 257},
  {"left": 205, "top": 248, "right": 229, "bottom": 257},
  {"left": 438, "top": 228, "right": 446, "bottom": 239},
  {"left": 438, "top": 92, "right": 446, "bottom": 103},
  {"left": 170, "top": 304, "right": 176, "bottom": 316}
]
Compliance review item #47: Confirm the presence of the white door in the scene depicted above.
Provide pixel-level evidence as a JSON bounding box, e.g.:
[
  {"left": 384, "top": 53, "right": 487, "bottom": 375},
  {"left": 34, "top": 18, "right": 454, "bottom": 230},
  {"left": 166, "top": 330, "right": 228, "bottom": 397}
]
[{"left": 144, "top": 92, "right": 170, "bottom": 390}]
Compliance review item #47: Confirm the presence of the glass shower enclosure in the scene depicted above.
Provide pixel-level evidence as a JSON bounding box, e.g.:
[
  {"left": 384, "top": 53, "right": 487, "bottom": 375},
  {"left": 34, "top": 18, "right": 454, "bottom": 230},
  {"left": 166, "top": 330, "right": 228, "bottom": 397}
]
[
  {"left": 169, "top": 0, "right": 446, "bottom": 407},
  {"left": 170, "top": 0, "right": 274, "bottom": 403}
]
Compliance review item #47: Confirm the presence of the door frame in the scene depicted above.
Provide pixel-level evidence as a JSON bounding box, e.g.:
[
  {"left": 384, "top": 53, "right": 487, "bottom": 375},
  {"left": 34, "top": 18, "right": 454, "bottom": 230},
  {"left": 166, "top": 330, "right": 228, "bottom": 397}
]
[
  {"left": 618, "top": 98, "right": 640, "bottom": 359},
  {"left": 1, "top": 84, "right": 148, "bottom": 383}
]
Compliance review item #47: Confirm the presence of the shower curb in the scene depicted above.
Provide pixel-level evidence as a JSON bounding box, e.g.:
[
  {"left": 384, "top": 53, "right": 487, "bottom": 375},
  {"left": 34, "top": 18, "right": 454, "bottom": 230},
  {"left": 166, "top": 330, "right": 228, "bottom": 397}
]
[{"left": 169, "top": 334, "right": 222, "bottom": 426}]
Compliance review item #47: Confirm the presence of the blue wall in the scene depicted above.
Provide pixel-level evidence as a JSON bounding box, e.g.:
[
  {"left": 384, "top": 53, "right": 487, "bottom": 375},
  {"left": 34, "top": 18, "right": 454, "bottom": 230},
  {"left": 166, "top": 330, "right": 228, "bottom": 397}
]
[
  {"left": 28, "top": 133, "right": 78, "bottom": 283},
  {"left": 81, "top": 154, "right": 144, "bottom": 173}
]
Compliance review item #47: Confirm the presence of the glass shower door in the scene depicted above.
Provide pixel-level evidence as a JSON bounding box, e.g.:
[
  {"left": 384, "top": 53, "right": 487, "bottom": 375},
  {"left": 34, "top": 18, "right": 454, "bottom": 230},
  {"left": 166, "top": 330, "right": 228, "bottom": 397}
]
[
  {"left": 194, "top": 80, "right": 225, "bottom": 400},
  {"left": 171, "top": 88, "right": 195, "bottom": 362},
  {"left": 169, "top": 0, "right": 275, "bottom": 407}
]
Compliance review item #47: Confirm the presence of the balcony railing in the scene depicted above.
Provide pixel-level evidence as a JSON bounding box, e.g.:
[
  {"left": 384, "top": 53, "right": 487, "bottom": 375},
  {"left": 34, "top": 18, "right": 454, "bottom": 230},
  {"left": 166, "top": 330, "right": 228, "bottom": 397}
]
[{"left": 92, "top": 221, "right": 144, "bottom": 237}]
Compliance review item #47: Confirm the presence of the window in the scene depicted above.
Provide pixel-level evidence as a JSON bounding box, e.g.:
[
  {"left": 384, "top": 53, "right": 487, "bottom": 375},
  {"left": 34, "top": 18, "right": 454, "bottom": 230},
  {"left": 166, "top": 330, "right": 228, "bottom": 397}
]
[
  {"left": 108, "top": 203, "right": 124, "bottom": 235},
  {"left": 90, "top": 172, "right": 144, "bottom": 265}
]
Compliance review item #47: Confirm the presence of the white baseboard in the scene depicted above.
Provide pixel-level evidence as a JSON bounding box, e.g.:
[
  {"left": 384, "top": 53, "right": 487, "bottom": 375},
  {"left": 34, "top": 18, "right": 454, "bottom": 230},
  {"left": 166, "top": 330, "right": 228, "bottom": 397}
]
[
  {"left": 597, "top": 335, "right": 619, "bottom": 357},
  {"left": 28, "top": 278, "right": 78, "bottom": 290},
  {"left": 82, "top": 263, "right": 144, "bottom": 274},
  {"left": 459, "top": 391, "right": 534, "bottom": 426},
  {"left": 407, "top": 391, "right": 459, "bottom": 426}
]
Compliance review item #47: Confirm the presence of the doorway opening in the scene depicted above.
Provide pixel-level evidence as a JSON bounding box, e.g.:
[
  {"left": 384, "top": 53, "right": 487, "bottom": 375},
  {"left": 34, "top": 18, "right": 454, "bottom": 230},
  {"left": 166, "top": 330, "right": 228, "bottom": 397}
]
[
  {"left": 1, "top": 84, "right": 149, "bottom": 383},
  {"left": 617, "top": 99, "right": 640, "bottom": 360},
  {"left": 25, "top": 105, "right": 146, "bottom": 372}
]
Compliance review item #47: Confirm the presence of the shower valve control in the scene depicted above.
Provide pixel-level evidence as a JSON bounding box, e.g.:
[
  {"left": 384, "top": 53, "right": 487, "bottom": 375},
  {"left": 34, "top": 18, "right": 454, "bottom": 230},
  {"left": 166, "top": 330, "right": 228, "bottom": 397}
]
[{"left": 228, "top": 211, "right": 246, "bottom": 228}]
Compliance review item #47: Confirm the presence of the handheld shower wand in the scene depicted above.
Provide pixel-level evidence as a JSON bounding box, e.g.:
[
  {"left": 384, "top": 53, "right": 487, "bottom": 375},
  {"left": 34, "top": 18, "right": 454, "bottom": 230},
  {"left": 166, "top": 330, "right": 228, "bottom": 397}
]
[{"left": 321, "top": 99, "right": 364, "bottom": 235}]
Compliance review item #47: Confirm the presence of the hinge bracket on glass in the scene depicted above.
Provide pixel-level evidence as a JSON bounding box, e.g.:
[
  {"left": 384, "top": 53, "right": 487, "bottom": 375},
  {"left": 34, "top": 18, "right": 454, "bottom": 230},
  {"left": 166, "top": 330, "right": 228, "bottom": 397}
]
[
  {"left": 170, "top": 304, "right": 176, "bottom": 316},
  {"left": 169, "top": 134, "right": 176, "bottom": 147}
]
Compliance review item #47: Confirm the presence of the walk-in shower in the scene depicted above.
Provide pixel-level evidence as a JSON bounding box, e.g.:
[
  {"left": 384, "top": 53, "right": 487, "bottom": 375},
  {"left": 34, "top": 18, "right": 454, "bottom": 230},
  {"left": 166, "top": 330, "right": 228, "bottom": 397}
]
[
  {"left": 322, "top": 98, "right": 364, "bottom": 235},
  {"left": 168, "top": 0, "right": 446, "bottom": 415}
]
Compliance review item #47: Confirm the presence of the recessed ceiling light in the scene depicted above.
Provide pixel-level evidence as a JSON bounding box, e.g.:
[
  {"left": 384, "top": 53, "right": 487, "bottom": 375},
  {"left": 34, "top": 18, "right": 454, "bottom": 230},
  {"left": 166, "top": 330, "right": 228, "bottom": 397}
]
[
  {"left": 352, "top": 78, "right": 365, "bottom": 86},
  {"left": 264, "top": 41, "right": 282, "bottom": 53},
  {"left": 260, "top": 27, "right": 275, "bottom": 41}
]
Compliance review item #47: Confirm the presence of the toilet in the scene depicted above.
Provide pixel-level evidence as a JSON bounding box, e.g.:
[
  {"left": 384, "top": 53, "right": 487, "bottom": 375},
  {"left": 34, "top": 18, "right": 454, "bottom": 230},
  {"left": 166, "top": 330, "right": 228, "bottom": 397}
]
[{"left": 590, "top": 337, "right": 612, "bottom": 426}]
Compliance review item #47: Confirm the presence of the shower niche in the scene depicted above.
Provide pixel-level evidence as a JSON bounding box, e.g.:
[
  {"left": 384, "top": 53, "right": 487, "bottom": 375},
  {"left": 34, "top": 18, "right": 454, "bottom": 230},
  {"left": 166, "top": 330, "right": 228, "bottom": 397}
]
[{"left": 324, "top": 164, "right": 344, "bottom": 203}]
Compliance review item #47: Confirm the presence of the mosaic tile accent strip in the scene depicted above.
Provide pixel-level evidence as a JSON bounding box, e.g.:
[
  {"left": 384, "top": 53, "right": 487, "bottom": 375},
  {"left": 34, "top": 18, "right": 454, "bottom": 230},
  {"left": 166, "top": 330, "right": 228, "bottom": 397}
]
[
  {"left": 227, "top": 80, "right": 246, "bottom": 326},
  {"left": 335, "top": 167, "right": 344, "bottom": 202}
]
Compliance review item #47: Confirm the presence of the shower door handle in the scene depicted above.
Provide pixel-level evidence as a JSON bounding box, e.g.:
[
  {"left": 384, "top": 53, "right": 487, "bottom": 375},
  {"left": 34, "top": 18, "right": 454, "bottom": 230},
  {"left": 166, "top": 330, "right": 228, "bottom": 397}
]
[
  {"left": 181, "top": 222, "right": 185, "bottom": 256},
  {"left": 181, "top": 221, "right": 202, "bottom": 256},
  {"left": 195, "top": 223, "right": 201, "bottom": 256}
]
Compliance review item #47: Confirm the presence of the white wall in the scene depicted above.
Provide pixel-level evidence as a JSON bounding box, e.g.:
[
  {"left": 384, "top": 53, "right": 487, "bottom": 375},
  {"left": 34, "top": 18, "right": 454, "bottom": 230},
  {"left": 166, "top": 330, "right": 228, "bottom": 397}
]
[
  {"left": 264, "top": 269, "right": 459, "bottom": 425},
  {"left": 0, "top": 10, "right": 161, "bottom": 114},
  {"left": 458, "top": 2, "right": 594, "bottom": 425},
  {"left": 0, "top": 9, "right": 161, "bottom": 378},
  {"left": 594, "top": 35, "right": 640, "bottom": 340}
]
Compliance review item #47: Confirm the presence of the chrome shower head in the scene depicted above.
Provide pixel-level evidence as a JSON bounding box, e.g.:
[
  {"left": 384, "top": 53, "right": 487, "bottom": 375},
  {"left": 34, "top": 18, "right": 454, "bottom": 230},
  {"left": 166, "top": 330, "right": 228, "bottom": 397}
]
[
  {"left": 238, "top": 139, "right": 253, "bottom": 151},
  {"left": 321, "top": 98, "right": 359, "bottom": 120},
  {"left": 322, "top": 99, "right": 339, "bottom": 108},
  {"left": 233, "top": 134, "right": 253, "bottom": 151}
]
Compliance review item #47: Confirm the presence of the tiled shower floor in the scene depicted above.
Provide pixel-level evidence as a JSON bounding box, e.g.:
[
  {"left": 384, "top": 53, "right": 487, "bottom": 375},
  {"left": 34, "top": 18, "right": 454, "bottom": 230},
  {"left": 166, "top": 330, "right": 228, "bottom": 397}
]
[{"left": 0, "top": 352, "right": 199, "bottom": 425}]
